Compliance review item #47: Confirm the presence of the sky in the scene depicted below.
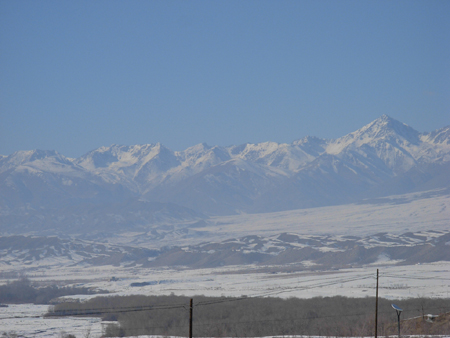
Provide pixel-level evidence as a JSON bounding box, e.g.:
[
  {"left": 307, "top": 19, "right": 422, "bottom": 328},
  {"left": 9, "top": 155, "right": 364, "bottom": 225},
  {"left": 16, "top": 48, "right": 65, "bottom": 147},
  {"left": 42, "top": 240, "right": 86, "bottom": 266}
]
[{"left": 1, "top": 0, "right": 449, "bottom": 158}]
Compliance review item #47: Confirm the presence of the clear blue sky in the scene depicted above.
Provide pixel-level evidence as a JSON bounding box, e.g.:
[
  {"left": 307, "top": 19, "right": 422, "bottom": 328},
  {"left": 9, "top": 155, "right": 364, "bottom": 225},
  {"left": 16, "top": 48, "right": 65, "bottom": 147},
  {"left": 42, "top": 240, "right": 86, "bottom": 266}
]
[{"left": 1, "top": 0, "right": 449, "bottom": 157}]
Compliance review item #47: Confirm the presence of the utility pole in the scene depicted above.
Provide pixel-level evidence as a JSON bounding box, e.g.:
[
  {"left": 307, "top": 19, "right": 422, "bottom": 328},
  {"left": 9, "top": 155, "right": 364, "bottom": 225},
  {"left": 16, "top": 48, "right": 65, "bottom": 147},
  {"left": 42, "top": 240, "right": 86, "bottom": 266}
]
[
  {"left": 189, "top": 298, "right": 193, "bottom": 338},
  {"left": 375, "top": 269, "right": 379, "bottom": 338}
]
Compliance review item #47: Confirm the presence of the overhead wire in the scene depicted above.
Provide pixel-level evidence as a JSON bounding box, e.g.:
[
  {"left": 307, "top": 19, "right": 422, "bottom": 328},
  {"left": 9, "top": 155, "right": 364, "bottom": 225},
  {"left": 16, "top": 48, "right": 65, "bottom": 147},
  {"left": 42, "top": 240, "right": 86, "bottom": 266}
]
[
  {"left": 2, "top": 270, "right": 448, "bottom": 326},
  {"left": 47, "top": 302, "right": 187, "bottom": 317},
  {"left": 195, "top": 273, "right": 375, "bottom": 306},
  {"left": 381, "top": 272, "right": 450, "bottom": 281},
  {"left": 0, "top": 273, "right": 377, "bottom": 318}
]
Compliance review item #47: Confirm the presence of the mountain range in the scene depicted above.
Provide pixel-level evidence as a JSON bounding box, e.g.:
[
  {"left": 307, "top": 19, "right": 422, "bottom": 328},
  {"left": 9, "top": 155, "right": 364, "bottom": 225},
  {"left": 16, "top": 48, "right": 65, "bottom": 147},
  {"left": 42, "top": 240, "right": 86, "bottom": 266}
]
[{"left": 1, "top": 115, "right": 449, "bottom": 236}]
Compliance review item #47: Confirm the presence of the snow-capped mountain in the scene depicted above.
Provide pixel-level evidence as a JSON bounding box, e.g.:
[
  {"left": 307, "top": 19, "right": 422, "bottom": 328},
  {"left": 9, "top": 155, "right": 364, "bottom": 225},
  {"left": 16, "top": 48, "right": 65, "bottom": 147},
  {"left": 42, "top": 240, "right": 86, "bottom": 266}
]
[
  {"left": 1, "top": 116, "right": 449, "bottom": 230},
  {"left": 0, "top": 149, "right": 136, "bottom": 212}
]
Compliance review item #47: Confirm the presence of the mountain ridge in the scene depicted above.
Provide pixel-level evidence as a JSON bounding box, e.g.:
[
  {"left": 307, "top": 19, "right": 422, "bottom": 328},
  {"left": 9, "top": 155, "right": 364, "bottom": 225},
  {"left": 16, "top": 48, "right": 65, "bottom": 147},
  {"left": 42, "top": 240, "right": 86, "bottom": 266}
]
[{"left": 1, "top": 115, "right": 449, "bottom": 222}]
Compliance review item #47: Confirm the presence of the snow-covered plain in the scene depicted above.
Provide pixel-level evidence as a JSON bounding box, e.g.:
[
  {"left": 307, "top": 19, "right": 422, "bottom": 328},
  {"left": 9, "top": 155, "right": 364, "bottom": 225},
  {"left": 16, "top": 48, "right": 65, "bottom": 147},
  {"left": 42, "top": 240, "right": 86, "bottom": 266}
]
[
  {"left": 1, "top": 262, "right": 450, "bottom": 338},
  {"left": 0, "top": 304, "right": 103, "bottom": 338},
  {"left": 1, "top": 190, "right": 449, "bottom": 337},
  {"left": 202, "top": 191, "right": 450, "bottom": 239},
  {"left": 14, "top": 261, "right": 450, "bottom": 301},
  {"left": 106, "top": 189, "right": 450, "bottom": 249}
]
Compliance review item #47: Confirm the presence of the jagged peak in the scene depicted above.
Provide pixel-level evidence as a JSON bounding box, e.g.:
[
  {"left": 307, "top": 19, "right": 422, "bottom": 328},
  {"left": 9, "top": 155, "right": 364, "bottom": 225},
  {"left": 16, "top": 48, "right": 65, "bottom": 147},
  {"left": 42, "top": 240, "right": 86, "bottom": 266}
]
[
  {"left": 179, "top": 143, "right": 231, "bottom": 165},
  {"left": 0, "top": 149, "right": 77, "bottom": 175},
  {"left": 367, "top": 114, "right": 414, "bottom": 131},
  {"left": 231, "top": 141, "right": 287, "bottom": 160},
  {"left": 228, "top": 143, "right": 249, "bottom": 155},
  {"left": 6, "top": 149, "right": 67, "bottom": 162},
  {"left": 184, "top": 142, "right": 211, "bottom": 153},
  {"left": 325, "top": 115, "right": 422, "bottom": 156},
  {"left": 422, "top": 125, "right": 450, "bottom": 144},
  {"left": 349, "top": 115, "right": 420, "bottom": 143},
  {"left": 243, "top": 141, "right": 283, "bottom": 150},
  {"left": 292, "top": 135, "right": 328, "bottom": 145},
  {"left": 378, "top": 114, "right": 394, "bottom": 122},
  {"left": 75, "top": 143, "right": 176, "bottom": 170},
  {"left": 81, "top": 143, "right": 170, "bottom": 157}
]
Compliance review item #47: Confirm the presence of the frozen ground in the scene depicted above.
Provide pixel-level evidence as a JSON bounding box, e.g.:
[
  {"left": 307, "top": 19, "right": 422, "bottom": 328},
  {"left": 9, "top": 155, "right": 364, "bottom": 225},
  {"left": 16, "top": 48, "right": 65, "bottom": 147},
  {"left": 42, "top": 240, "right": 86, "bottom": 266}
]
[
  {"left": 0, "top": 190, "right": 449, "bottom": 337},
  {"left": 1, "top": 261, "right": 449, "bottom": 337},
  {"left": 0, "top": 304, "right": 103, "bottom": 338},
  {"left": 21, "top": 261, "right": 450, "bottom": 301},
  {"left": 105, "top": 190, "right": 450, "bottom": 249},
  {"left": 198, "top": 192, "right": 450, "bottom": 243},
  {"left": 106, "top": 336, "right": 450, "bottom": 338}
]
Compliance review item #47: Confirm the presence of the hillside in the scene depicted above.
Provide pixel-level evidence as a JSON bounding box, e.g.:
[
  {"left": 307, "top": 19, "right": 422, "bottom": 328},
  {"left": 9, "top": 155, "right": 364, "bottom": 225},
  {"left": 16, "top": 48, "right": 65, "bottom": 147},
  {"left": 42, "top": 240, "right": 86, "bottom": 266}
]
[{"left": 1, "top": 115, "right": 449, "bottom": 236}]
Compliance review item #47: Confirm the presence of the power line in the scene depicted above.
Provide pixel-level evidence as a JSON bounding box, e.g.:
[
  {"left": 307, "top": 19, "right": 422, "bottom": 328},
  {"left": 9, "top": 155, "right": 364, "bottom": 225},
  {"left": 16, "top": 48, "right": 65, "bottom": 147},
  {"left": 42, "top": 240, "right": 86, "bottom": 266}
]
[
  {"left": 2, "top": 271, "right": 448, "bottom": 325},
  {"left": 195, "top": 273, "right": 375, "bottom": 306},
  {"left": 381, "top": 273, "right": 450, "bottom": 281},
  {"left": 46, "top": 302, "right": 187, "bottom": 317},
  {"left": 16, "top": 273, "right": 389, "bottom": 316}
]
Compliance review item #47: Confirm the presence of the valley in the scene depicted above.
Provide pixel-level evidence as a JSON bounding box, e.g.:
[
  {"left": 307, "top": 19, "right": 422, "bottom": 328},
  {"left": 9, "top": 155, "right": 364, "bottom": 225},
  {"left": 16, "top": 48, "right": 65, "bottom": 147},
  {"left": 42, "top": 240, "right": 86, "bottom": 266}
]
[{"left": 1, "top": 116, "right": 449, "bottom": 337}]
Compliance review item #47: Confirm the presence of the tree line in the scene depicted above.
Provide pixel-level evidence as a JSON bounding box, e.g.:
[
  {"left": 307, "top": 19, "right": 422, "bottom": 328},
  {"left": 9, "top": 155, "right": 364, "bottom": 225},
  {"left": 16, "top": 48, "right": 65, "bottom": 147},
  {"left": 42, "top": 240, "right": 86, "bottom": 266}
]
[
  {"left": 48, "top": 294, "right": 450, "bottom": 337},
  {"left": 0, "top": 278, "right": 104, "bottom": 304}
]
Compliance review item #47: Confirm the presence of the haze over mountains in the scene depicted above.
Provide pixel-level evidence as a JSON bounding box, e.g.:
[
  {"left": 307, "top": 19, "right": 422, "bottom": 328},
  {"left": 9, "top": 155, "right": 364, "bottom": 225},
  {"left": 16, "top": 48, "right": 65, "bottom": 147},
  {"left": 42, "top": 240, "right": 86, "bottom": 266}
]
[
  {"left": 2, "top": 115, "right": 449, "bottom": 217},
  {"left": 1, "top": 115, "right": 449, "bottom": 268}
]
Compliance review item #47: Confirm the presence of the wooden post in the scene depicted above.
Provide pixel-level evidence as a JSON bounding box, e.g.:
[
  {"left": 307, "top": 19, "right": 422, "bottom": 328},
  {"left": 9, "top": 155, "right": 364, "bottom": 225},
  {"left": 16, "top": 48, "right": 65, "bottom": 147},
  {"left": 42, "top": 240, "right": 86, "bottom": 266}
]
[
  {"left": 189, "top": 298, "right": 193, "bottom": 338},
  {"left": 375, "top": 269, "right": 379, "bottom": 338}
]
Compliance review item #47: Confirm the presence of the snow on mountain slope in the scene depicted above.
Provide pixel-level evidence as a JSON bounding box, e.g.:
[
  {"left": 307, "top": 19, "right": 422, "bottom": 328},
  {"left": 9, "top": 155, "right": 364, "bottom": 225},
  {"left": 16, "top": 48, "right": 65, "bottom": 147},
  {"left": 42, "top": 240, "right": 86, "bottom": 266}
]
[
  {"left": 1, "top": 116, "right": 449, "bottom": 217},
  {"left": 325, "top": 116, "right": 450, "bottom": 175},
  {"left": 419, "top": 125, "right": 450, "bottom": 163},
  {"left": 163, "top": 143, "right": 233, "bottom": 186},
  {"left": 326, "top": 115, "right": 421, "bottom": 174},
  {"left": 0, "top": 150, "right": 135, "bottom": 211},
  {"left": 144, "top": 158, "right": 288, "bottom": 215},
  {"left": 292, "top": 135, "right": 329, "bottom": 156},
  {"left": 179, "top": 143, "right": 231, "bottom": 168},
  {"left": 147, "top": 229, "right": 450, "bottom": 268},
  {"left": 0, "top": 150, "right": 80, "bottom": 175},
  {"left": 0, "top": 235, "right": 160, "bottom": 268},
  {"left": 248, "top": 153, "right": 384, "bottom": 212},
  {"left": 72, "top": 115, "right": 449, "bottom": 203},
  {"left": 75, "top": 143, "right": 181, "bottom": 191},
  {"left": 1, "top": 189, "right": 448, "bottom": 269},
  {"left": 197, "top": 188, "right": 450, "bottom": 242},
  {"left": 230, "top": 141, "right": 317, "bottom": 173}
]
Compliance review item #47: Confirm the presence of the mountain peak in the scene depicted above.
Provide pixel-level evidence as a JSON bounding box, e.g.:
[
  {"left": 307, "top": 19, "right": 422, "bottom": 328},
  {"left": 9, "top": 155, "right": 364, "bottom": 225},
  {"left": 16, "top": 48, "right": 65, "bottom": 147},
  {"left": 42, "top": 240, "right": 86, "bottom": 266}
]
[
  {"left": 378, "top": 114, "right": 393, "bottom": 122},
  {"left": 356, "top": 115, "right": 420, "bottom": 143},
  {"left": 325, "top": 115, "right": 421, "bottom": 159},
  {"left": 185, "top": 143, "right": 211, "bottom": 152},
  {"left": 368, "top": 114, "right": 403, "bottom": 130},
  {"left": 1, "top": 116, "right": 449, "bottom": 218},
  {"left": 6, "top": 149, "right": 68, "bottom": 165},
  {"left": 293, "top": 135, "right": 327, "bottom": 145}
]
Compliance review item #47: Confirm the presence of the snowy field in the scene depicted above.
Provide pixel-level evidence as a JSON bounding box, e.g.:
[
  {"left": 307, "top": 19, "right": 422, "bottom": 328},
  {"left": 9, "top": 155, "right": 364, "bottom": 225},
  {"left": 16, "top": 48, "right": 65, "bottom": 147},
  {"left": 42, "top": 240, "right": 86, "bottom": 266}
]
[
  {"left": 197, "top": 192, "right": 450, "bottom": 243},
  {"left": 1, "top": 261, "right": 449, "bottom": 337},
  {"left": 105, "top": 190, "right": 450, "bottom": 249},
  {"left": 1, "top": 191, "right": 449, "bottom": 337},
  {"left": 102, "top": 336, "right": 448, "bottom": 338},
  {"left": 14, "top": 261, "right": 450, "bottom": 301},
  {"left": 0, "top": 304, "right": 103, "bottom": 338}
]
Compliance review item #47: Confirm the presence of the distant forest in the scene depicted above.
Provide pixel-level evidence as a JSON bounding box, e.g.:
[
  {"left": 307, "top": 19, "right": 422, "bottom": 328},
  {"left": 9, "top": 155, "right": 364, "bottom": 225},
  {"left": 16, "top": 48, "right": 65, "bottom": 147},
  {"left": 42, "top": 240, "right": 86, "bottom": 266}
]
[
  {"left": 0, "top": 278, "right": 104, "bottom": 304},
  {"left": 48, "top": 294, "right": 450, "bottom": 337}
]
